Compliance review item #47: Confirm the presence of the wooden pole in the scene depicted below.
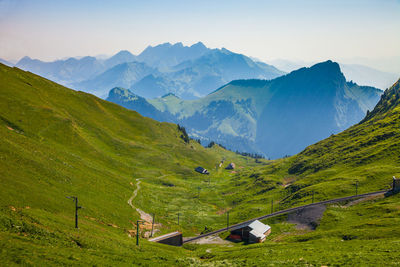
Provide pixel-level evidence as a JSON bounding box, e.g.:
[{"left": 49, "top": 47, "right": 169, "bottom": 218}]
[
  {"left": 356, "top": 181, "right": 358, "bottom": 196},
  {"left": 227, "top": 211, "right": 229, "bottom": 230},
  {"left": 271, "top": 199, "right": 273, "bottom": 214},
  {"left": 151, "top": 214, "right": 155, "bottom": 237},
  {"left": 75, "top": 197, "right": 79, "bottom": 228}
]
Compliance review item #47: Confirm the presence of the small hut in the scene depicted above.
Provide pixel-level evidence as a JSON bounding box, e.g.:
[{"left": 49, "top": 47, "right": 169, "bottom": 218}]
[
  {"left": 195, "top": 166, "right": 209, "bottom": 175},
  {"left": 229, "top": 220, "right": 271, "bottom": 243},
  {"left": 225, "top": 162, "right": 236, "bottom": 170}
]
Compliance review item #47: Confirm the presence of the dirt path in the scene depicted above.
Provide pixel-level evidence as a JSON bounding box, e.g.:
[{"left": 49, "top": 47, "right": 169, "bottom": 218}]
[
  {"left": 127, "top": 177, "right": 167, "bottom": 238},
  {"left": 186, "top": 235, "right": 232, "bottom": 245},
  {"left": 127, "top": 179, "right": 153, "bottom": 223}
]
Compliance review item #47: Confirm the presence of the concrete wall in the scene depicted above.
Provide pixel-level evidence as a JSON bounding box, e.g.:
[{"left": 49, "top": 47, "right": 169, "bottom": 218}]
[
  {"left": 156, "top": 233, "right": 183, "bottom": 246},
  {"left": 393, "top": 178, "right": 400, "bottom": 192}
]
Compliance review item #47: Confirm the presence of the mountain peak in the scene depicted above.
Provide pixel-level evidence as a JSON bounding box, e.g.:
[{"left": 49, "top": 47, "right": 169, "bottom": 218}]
[
  {"left": 114, "top": 50, "right": 134, "bottom": 56},
  {"left": 191, "top": 42, "right": 206, "bottom": 49},
  {"left": 287, "top": 60, "right": 343, "bottom": 82},
  {"left": 174, "top": 42, "right": 183, "bottom": 47},
  {"left": 17, "top": 56, "right": 33, "bottom": 65},
  {"left": 109, "top": 86, "right": 130, "bottom": 95},
  {"left": 310, "top": 60, "right": 340, "bottom": 72}
]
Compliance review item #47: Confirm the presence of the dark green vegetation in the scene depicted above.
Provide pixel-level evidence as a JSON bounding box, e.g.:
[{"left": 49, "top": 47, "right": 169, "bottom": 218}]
[
  {"left": 110, "top": 61, "right": 382, "bottom": 159},
  {"left": 0, "top": 63, "right": 256, "bottom": 265},
  {"left": 1, "top": 63, "right": 399, "bottom": 266}
]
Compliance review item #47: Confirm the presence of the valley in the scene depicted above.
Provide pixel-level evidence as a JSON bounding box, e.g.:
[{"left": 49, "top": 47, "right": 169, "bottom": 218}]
[
  {"left": 1, "top": 0, "right": 400, "bottom": 265},
  {"left": 0, "top": 62, "right": 399, "bottom": 265},
  {"left": 109, "top": 61, "right": 383, "bottom": 159}
]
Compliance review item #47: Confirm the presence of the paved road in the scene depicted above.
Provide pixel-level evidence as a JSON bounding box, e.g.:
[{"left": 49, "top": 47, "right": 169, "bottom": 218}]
[{"left": 183, "top": 189, "right": 388, "bottom": 244}]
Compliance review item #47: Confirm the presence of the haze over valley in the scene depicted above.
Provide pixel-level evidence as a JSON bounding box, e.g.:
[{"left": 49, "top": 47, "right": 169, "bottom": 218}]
[{"left": 1, "top": 0, "right": 400, "bottom": 265}]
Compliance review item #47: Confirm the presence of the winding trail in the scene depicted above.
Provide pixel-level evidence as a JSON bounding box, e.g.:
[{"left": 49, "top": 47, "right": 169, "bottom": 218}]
[
  {"left": 127, "top": 175, "right": 168, "bottom": 237},
  {"left": 127, "top": 178, "right": 153, "bottom": 223}
]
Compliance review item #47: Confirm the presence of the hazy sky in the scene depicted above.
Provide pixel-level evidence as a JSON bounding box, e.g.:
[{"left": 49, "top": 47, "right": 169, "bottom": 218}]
[{"left": 1, "top": 0, "right": 399, "bottom": 72}]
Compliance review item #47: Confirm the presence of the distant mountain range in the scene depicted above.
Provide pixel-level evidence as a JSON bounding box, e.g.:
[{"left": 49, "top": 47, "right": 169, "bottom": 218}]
[
  {"left": 107, "top": 61, "right": 383, "bottom": 159},
  {"left": 10, "top": 42, "right": 284, "bottom": 99},
  {"left": 74, "top": 44, "right": 284, "bottom": 98},
  {"left": 7, "top": 42, "right": 396, "bottom": 99},
  {"left": 0, "top": 58, "right": 13, "bottom": 67}
]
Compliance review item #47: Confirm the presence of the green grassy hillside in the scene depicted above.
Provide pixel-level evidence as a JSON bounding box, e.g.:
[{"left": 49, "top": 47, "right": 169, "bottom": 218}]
[
  {"left": 219, "top": 79, "right": 400, "bottom": 221},
  {"left": 1, "top": 62, "right": 399, "bottom": 266},
  {"left": 0, "top": 63, "right": 256, "bottom": 265},
  {"left": 188, "top": 79, "right": 400, "bottom": 265}
]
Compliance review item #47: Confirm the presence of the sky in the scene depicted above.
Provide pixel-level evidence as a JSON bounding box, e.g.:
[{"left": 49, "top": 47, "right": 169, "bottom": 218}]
[{"left": 0, "top": 0, "right": 399, "bottom": 72}]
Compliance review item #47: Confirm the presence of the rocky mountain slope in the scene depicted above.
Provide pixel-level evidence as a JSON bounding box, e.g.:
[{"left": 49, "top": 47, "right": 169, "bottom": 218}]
[{"left": 109, "top": 61, "right": 382, "bottom": 158}]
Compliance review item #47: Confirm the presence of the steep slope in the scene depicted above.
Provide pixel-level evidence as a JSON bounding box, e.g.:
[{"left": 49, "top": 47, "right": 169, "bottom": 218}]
[
  {"left": 224, "top": 79, "right": 400, "bottom": 220},
  {"left": 286, "top": 78, "right": 400, "bottom": 178},
  {"left": 1, "top": 62, "right": 399, "bottom": 266},
  {"left": 74, "top": 61, "right": 158, "bottom": 97},
  {"left": 255, "top": 61, "right": 382, "bottom": 158},
  {"left": 0, "top": 63, "right": 252, "bottom": 264},
  {"left": 186, "top": 79, "right": 400, "bottom": 266},
  {"left": 120, "top": 61, "right": 382, "bottom": 158}
]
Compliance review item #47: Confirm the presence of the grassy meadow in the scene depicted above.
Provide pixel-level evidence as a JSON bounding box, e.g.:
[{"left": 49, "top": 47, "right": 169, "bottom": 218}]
[{"left": 0, "top": 63, "right": 399, "bottom": 266}]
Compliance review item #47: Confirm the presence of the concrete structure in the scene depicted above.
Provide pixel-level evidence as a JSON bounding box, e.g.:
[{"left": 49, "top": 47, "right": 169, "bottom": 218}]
[
  {"left": 195, "top": 166, "right": 209, "bottom": 175},
  {"left": 229, "top": 220, "right": 271, "bottom": 243},
  {"left": 393, "top": 176, "right": 400, "bottom": 192},
  {"left": 149, "top": 231, "right": 183, "bottom": 246}
]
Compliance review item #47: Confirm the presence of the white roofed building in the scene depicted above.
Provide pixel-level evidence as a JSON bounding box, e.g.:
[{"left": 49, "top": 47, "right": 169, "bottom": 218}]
[{"left": 229, "top": 220, "right": 271, "bottom": 243}]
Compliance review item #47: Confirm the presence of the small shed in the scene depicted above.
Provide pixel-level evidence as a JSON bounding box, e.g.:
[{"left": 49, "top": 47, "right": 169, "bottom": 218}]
[
  {"left": 225, "top": 162, "right": 235, "bottom": 170},
  {"left": 195, "top": 166, "right": 209, "bottom": 175},
  {"left": 229, "top": 220, "right": 271, "bottom": 243}
]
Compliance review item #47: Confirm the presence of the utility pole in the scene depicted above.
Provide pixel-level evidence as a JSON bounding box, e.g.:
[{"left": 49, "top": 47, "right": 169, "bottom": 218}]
[
  {"left": 66, "top": 196, "right": 82, "bottom": 229},
  {"left": 136, "top": 220, "right": 144, "bottom": 246},
  {"left": 197, "top": 186, "right": 201, "bottom": 198},
  {"left": 271, "top": 199, "right": 273, "bottom": 214},
  {"left": 150, "top": 214, "right": 155, "bottom": 237},
  {"left": 356, "top": 181, "right": 358, "bottom": 196},
  {"left": 226, "top": 211, "right": 229, "bottom": 230}
]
